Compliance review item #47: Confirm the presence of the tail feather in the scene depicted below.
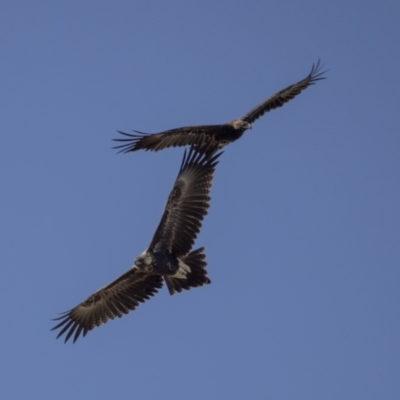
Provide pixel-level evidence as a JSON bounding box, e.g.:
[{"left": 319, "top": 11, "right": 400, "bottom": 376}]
[{"left": 164, "top": 247, "right": 211, "bottom": 295}]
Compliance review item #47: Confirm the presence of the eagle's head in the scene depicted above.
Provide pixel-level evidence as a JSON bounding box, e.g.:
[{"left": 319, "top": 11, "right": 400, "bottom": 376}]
[
  {"left": 231, "top": 119, "right": 251, "bottom": 131},
  {"left": 134, "top": 251, "right": 152, "bottom": 269}
]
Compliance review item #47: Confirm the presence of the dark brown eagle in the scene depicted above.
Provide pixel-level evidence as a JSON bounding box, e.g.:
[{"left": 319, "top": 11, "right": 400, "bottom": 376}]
[
  {"left": 52, "top": 144, "right": 222, "bottom": 343},
  {"left": 114, "top": 60, "right": 325, "bottom": 154}
]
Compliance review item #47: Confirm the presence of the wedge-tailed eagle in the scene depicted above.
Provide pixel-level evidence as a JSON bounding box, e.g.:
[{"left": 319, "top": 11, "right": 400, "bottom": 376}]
[
  {"left": 114, "top": 60, "right": 325, "bottom": 154},
  {"left": 52, "top": 145, "right": 222, "bottom": 343}
]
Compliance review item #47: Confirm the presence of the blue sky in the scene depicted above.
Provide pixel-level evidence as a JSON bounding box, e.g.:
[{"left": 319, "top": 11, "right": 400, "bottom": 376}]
[{"left": 1, "top": 1, "right": 399, "bottom": 399}]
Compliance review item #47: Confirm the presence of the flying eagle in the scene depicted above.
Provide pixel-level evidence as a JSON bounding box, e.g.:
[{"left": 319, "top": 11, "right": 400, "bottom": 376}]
[
  {"left": 114, "top": 60, "right": 325, "bottom": 154},
  {"left": 52, "top": 145, "right": 222, "bottom": 343}
]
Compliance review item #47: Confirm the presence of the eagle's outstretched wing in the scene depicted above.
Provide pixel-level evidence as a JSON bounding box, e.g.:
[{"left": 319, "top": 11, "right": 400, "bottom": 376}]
[
  {"left": 148, "top": 144, "right": 222, "bottom": 256},
  {"left": 240, "top": 59, "right": 326, "bottom": 124},
  {"left": 52, "top": 268, "right": 163, "bottom": 343},
  {"left": 113, "top": 125, "right": 222, "bottom": 154}
]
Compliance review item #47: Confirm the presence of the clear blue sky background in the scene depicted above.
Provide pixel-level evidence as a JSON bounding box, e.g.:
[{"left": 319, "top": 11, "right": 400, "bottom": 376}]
[{"left": 1, "top": 2, "right": 399, "bottom": 399}]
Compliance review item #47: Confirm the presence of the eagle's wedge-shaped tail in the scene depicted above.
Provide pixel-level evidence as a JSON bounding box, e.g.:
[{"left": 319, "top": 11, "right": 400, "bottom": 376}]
[{"left": 164, "top": 247, "right": 210, "bottom": 295}]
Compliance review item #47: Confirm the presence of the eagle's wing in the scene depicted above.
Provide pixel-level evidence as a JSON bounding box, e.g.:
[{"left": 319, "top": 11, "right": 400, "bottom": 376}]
[
  {"left": 51, "top": 268, "right": 163, "bottom": 343},
  {"left": 113, "top": 125, "right": 222, "bottom": 154},
  {"left": 240, "top": 60, "right": 326, "bottom": 124},
  {"left": 148, "top": 144, "right": 222, "bottom": 256}
]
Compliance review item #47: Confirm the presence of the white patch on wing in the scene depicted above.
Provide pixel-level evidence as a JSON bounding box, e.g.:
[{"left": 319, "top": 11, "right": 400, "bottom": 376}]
[
  {"left": 139, "top": 248, "right": 148, "bottom": 257},
  {"left": 172, "top": 259, "right": 191, "bottom": 279}
]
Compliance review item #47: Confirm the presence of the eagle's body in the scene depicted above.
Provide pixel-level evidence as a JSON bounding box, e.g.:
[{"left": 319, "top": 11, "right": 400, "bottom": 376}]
[
  {"left": 52, "top": 145, "right": 222, "bottom": 343},
  {"left": 114, "top": 61, "right": 325, "bottom": 154}
]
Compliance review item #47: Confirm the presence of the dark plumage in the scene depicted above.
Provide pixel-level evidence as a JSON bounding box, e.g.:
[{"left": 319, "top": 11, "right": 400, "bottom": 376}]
[
  {"left": 52, "top": 145, "right": 222, "bottom": 343},
  {"left": 114, "top": 60, "right": 326, "bottom": 154}
]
